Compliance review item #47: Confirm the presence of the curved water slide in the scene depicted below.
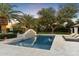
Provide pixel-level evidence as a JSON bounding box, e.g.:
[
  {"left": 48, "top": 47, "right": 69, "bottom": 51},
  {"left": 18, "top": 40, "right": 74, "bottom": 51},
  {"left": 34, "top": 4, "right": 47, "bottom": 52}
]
[
  {"left": 17, "top": 29, "right": 37, "bottom": 38},
  {"left": 3, "top": 29, "right": 37, "bottom": 44},
  {"left": 17, "top": 29, "right": 37, "bottom": 46}
]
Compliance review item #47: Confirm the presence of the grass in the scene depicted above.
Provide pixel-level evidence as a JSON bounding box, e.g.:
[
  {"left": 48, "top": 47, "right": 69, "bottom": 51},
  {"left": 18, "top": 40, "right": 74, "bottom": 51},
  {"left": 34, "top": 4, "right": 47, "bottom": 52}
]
[
  {"left": 38, "top": 32, "right": 70, "bottom": 35},
  {"left": 54, "top": 32, "right": 70, "bottom": 35},
  {"left": 37, "top": 32, "right": 52, "bottom": 34}
]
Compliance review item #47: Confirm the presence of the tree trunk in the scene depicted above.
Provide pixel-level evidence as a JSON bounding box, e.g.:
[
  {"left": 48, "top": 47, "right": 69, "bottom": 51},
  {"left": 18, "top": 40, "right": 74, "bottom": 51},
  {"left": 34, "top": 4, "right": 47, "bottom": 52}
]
[{"left": 51, "top": 27, "right": 54, "bottom": 33}]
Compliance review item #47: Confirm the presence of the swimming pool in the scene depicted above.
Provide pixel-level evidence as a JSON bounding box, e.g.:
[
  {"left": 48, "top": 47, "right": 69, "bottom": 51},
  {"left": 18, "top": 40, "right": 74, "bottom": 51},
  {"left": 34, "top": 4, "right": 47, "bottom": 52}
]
[{"left": 9, "top": 35, "right": 55, "bottom": 50}]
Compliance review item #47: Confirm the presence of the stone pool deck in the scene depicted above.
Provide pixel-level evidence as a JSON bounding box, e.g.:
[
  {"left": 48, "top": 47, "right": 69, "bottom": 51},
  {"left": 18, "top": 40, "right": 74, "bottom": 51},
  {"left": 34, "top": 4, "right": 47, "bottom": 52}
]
[{"left": 0, "top": 34, "right": 79, "bottom": 56}]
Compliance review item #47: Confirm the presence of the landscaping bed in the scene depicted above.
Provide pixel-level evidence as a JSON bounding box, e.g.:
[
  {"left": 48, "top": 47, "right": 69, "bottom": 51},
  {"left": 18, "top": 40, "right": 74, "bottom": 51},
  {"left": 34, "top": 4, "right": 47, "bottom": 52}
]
[{"left": 0, "top": 33, "right": 17, "bottom": 41}]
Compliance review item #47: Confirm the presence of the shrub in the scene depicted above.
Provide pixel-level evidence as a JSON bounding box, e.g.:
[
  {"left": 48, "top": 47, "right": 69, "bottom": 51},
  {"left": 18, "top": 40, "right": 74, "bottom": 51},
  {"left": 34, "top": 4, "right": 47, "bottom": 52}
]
[
  {"left": 13, "top": 28, "right": 25, "bottom": 34},
  {"left": 0, "top": 33, "right": 17, "bottom": 40},
  {"left": 54, "top": 26, "right": 71, "bottom": 33}
]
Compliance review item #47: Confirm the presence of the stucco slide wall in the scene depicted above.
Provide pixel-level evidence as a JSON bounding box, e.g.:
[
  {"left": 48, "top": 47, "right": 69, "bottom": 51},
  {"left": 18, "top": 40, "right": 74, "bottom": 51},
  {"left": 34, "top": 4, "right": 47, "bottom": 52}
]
[{"left": 23, "top": 29, "right": 37, "bottom": 38}]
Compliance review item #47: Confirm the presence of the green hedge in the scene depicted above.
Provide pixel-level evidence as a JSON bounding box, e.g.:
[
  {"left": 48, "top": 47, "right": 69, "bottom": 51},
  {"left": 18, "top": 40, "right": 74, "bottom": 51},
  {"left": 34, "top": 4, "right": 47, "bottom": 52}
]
[
  {"left": 0, "top": 33, "right": 17, "bottom": 40},
  {"left": 54, "top": 32, "right": 70, "bottom": 34}
]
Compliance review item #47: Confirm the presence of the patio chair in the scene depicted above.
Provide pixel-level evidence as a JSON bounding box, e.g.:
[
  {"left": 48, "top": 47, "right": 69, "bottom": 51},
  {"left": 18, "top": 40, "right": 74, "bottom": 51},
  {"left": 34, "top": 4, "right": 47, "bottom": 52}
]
[
  {"left": 63, "top": 33, "right": 78, "bottom": 39},
  {"left": 63, "top": 33, "right": 76, "bottom": 38},
  {"left": 63, "top": 34, "right": 79, "bottom": 42}
]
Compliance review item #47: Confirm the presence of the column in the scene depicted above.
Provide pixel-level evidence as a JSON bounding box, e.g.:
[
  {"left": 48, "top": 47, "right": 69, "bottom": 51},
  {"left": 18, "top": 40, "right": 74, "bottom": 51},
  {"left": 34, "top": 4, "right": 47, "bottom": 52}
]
[
  {"left": 70, "top": 28, "right": 73, "bottom": 34},
  {"left": 74, "top": 27, "right": 78, "bottom": 34}
]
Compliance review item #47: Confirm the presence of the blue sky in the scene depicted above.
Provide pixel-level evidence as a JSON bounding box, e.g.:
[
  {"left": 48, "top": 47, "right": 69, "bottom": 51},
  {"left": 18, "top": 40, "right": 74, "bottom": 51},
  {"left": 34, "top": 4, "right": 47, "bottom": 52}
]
[
  {"left": 11, "top": 3, "right": 79, "bottom": 22},
  {"left": 11, "top": 3, "right": 59, "bottom": 18}
]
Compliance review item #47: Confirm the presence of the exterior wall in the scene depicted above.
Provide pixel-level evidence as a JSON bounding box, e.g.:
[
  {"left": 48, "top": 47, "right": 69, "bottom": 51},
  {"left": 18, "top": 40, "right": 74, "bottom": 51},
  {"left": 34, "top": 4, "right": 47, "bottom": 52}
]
[
  {"left": 0, "top": 17, "right": 8, "bottom": 33},
  {"left": 6, "top": 23, "right": 13, "bottom": 31},
  {"left": 74, "top": 27, "right": 78, "bottom": 34},
  {"left": 1, "top": 25, "right": 7, "bottom": 33}
]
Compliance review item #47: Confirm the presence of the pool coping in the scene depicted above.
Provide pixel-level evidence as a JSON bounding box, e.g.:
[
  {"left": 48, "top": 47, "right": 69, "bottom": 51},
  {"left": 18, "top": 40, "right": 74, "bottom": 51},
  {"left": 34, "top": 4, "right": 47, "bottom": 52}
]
[{"left": 0, "top": 34, "right": 55, "bottom": 43}]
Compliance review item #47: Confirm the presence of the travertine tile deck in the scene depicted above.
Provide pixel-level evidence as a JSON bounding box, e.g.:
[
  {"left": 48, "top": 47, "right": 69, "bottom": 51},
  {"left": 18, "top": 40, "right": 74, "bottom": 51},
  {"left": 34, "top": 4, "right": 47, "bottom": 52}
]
[
  {"left": 0, "top": 34, "right": 79, "bottom": 56},
  {"left": 51, "top": 35, "right": 79, "bottom": 56}
]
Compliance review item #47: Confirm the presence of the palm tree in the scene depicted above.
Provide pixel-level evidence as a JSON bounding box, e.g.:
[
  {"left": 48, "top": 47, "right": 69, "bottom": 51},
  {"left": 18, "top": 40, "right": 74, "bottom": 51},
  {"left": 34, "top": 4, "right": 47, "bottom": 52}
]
[
  {"left": 57, "top": 4, "right": 78, "bottom": 24},
  {"left": 23, "top": 14, "right": 34, "bottom": 29},
  {"left": 0, "top": 3, "right": 24, "bottom": 33}
]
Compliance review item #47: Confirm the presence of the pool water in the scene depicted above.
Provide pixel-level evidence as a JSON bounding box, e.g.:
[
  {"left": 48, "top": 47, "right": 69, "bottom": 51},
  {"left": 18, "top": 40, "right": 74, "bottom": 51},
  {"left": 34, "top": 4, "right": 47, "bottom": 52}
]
[{"left": 9, "top": 35, "right": 55, "bottom": 50}]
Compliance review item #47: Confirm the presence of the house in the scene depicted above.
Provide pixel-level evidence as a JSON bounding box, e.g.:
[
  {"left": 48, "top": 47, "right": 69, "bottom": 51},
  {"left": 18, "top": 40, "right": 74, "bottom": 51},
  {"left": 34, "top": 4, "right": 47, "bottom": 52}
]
[
  {"left": 71, "top": 24, "right": 79, "bottom": 34},
  {"left": 0, "top": 16, "right": 8, "bottom": 33}
]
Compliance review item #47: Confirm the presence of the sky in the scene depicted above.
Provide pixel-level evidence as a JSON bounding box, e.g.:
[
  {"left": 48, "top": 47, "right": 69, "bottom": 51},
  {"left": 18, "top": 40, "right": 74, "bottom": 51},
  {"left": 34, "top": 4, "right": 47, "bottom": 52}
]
[
  {"left": 11, "top": 3, "right": 78, "bottom": 22},
  {"left": 11, "top": 3, "right": 59, "bottom": 18}
]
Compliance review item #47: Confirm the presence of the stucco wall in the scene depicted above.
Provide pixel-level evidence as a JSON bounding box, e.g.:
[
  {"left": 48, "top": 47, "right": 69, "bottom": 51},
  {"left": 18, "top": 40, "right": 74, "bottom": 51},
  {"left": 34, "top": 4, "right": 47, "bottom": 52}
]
[
  {"left": 23, "top": 29, "right": 37, "bottom": 38},
  {"left": 74, "top": 27, "right": 78, "bottom": 34},
  {"left": 1, "top": 25, "right": 7, "bottom": 33}
]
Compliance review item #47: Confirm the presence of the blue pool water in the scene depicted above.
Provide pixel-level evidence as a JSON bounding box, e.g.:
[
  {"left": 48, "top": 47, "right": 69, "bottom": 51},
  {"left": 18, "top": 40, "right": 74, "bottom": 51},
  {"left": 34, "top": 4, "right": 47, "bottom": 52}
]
[{"left": 9, "top": 35, "right": 55, "bottom": 50}]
